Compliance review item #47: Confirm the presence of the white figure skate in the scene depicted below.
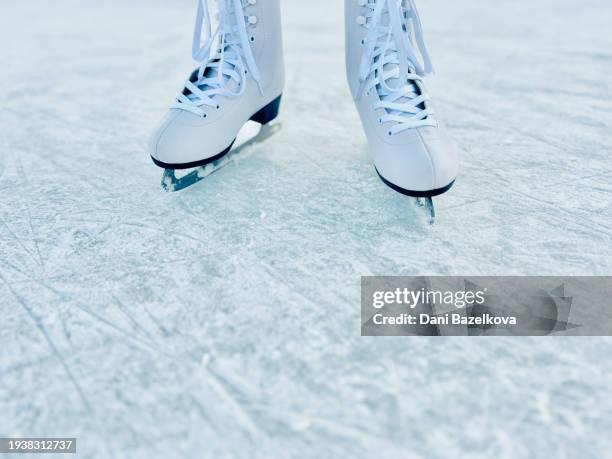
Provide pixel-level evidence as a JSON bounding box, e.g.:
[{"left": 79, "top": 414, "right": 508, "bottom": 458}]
[
  {"left": 345, "top": 0, "right": 458, "bottom": 223},
  {"left": 150, "top": 0, "right": 285, "bottom": 192}
]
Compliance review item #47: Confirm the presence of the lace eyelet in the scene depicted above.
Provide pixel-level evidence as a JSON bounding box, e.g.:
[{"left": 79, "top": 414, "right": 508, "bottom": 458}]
[{"left": 387, "top": 131, "right": 392, "bottom": 137}]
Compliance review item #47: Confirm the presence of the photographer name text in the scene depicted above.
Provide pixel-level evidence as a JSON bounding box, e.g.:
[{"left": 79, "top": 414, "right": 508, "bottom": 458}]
[{"left": 372, "top": 313, "right": 517, "bottom": 326}]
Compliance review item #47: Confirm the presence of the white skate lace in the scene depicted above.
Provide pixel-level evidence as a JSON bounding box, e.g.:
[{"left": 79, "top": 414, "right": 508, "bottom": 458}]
[
  {"left": 172, "top": 0, "right": 262, "bottom": 117},
  {"left": 359, "top": 0, "right": 437, "bottom": 135}
]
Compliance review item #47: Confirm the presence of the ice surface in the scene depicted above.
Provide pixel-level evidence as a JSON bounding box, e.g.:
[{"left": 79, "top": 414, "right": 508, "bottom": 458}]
[{"left": 1, "top": 0, "right": 612, "bottom": 457}]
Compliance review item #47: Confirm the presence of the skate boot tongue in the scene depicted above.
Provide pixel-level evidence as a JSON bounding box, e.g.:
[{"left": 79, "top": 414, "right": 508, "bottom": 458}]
[
  {"left": 359, "top": 0, "right": 436, "bottom": 133},
  {"left": 174, "top": 0, "right": 262, "bottom": 117},
  {"left": 189, "top": 4, "right": 243, "bottom": 98},
  {"left": 376, "top": 7, "right": 423, "bottom": 119},
  {"left": 378, "top": 62, "right": 422, "bottom": 115},
  {"left": 188, "top": 48, "right": 241, "bottom": 100}
]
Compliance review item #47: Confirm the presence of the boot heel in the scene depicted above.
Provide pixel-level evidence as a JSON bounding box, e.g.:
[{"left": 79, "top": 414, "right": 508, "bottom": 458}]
[{"left": 250, "top": 95, "right": 282, "bottom": 125}]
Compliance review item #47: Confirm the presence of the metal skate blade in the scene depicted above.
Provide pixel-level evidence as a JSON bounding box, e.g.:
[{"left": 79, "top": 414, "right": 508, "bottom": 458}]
[
  {"left": 161, "top": 121, "right": 281, "bottom": 192},
  {"left": 424, "top": 197, "right": 436, "bottom": 224},
  {"left": 414, "top": 197, "right": 435, "bottom": 225}
]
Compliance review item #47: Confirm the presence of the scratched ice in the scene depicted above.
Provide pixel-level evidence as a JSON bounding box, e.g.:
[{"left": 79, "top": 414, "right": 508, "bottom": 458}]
[{"left": 1, "top": 0, "right": 611, "bottom": 458}]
